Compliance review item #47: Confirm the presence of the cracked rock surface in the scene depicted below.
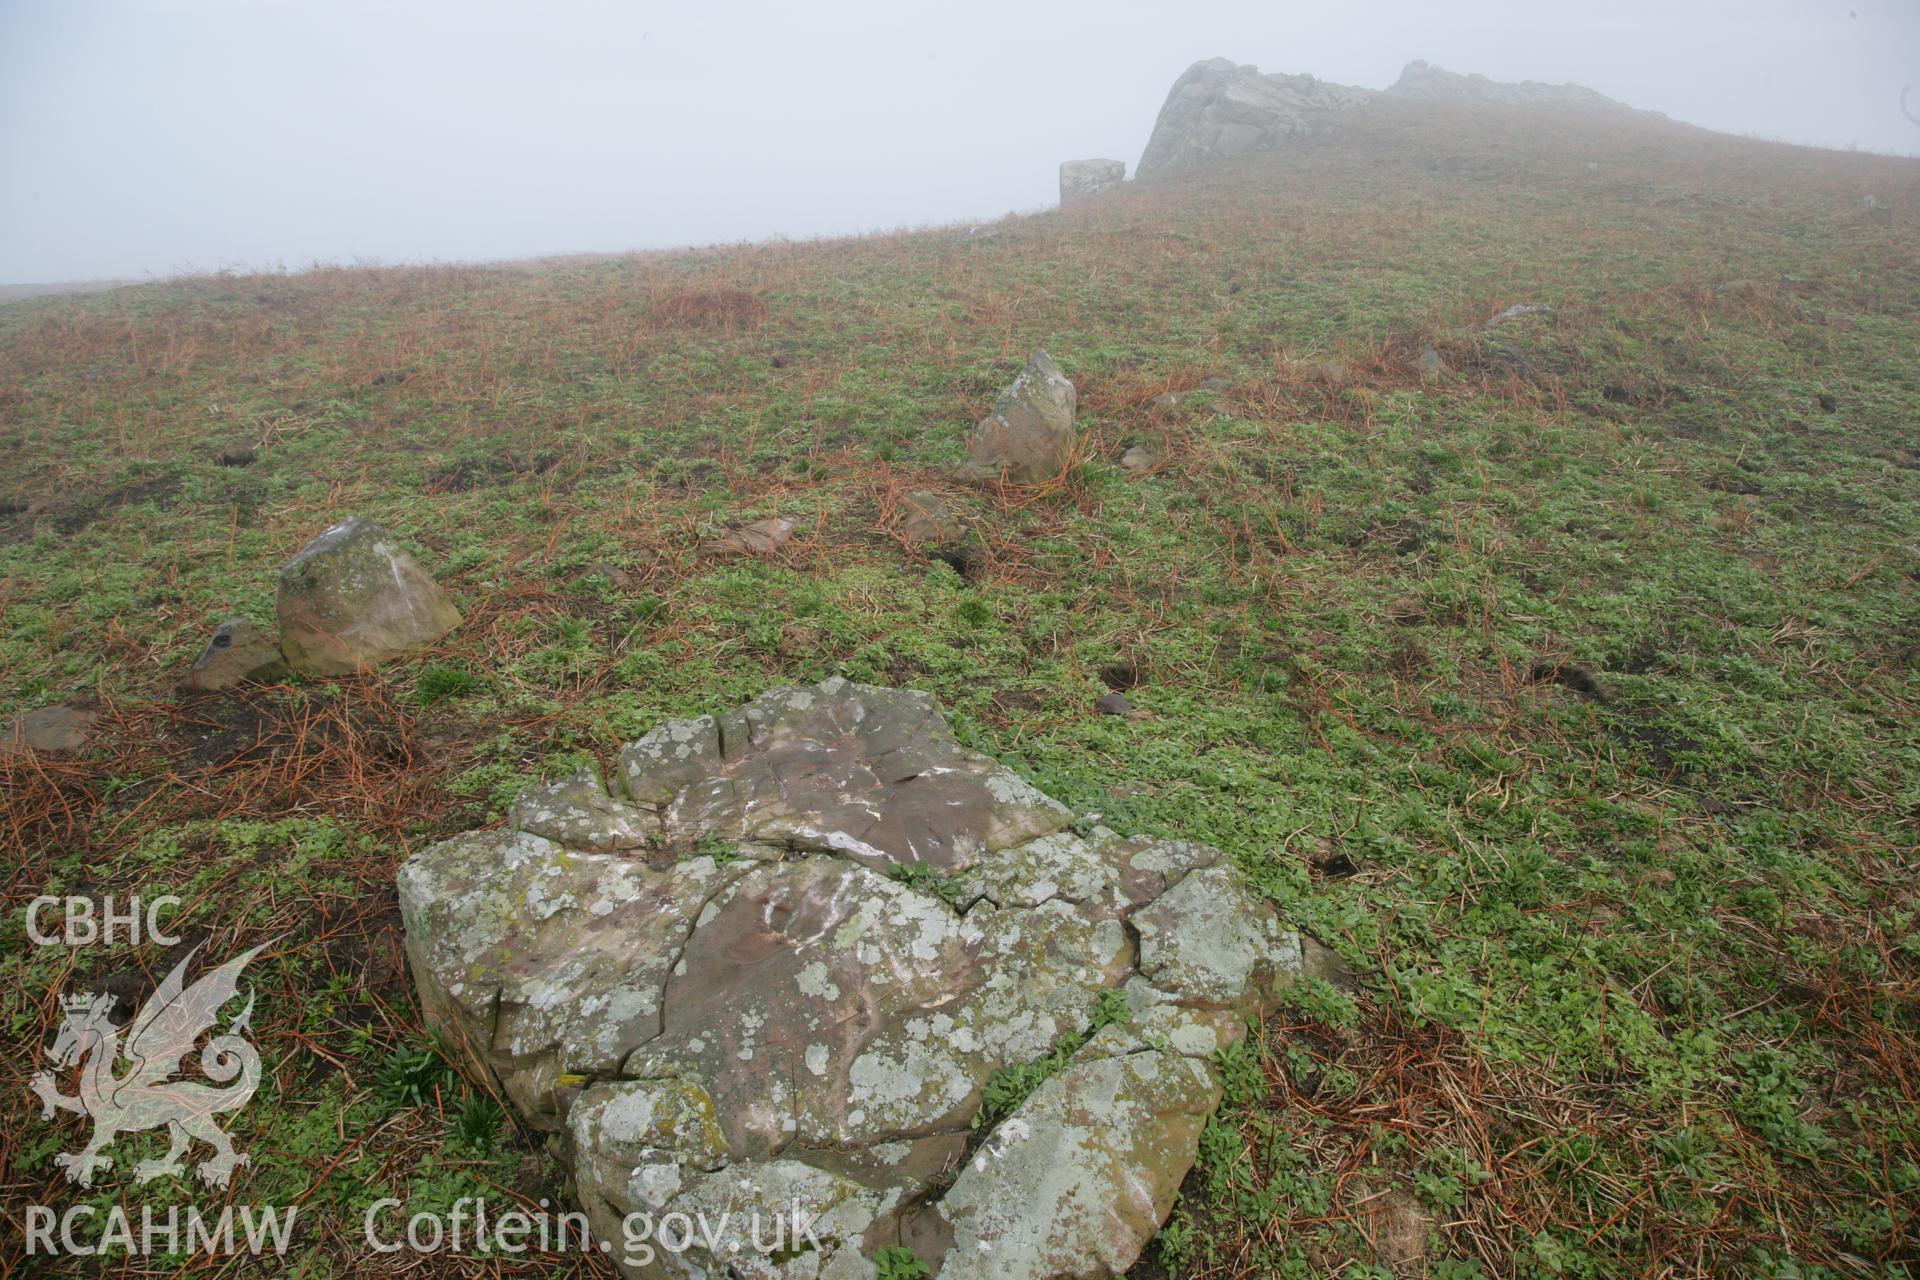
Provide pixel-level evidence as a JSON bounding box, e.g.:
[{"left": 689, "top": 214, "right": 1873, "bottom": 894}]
[{"left": 399, "top": 678, "right": 1300, "bottom": 1279}]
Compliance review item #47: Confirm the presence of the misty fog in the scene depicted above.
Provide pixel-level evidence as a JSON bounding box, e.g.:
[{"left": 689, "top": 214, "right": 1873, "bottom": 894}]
[{"left": 3, "top": 0, "right": 1916, "bottom": 285}]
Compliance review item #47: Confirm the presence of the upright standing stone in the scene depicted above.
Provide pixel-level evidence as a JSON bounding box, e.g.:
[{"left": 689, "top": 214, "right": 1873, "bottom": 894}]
[
  {"left": 1059, "top": 158, "right": 1126, "bottom": 204},
  {"left": 960, "top": 350, "right": 1078, "bottom": 486},
  {"left": 275, "top": 517, "right": 462, "bottom": 676}
]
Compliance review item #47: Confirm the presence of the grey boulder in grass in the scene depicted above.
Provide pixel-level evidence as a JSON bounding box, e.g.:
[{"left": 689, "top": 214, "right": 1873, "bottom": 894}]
[
  {"left": 960, "top": 350, "right": 1078, "bottom": 486},
  {"left": 398, "top": 678, "right": 1302, "bottom": 1279},
  {"left": 275, "top": 516, "right": 461, "bottom": 676}
]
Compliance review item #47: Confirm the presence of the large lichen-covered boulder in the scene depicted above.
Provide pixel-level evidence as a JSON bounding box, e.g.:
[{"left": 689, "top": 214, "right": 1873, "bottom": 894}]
[
  {"left": 959, "top": 350, "right": 1077, "bottom": 486},
  {"left": 398, "top": 678, "right": 1301, "bottom": 1279},
  {"left": 275, "top": 517, "right": 462, "bottom": 676}
]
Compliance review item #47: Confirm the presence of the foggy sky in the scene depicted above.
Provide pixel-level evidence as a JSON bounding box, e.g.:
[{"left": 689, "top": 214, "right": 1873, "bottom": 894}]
[{"left": 2, "top": 0, "right": 1916, "bottom": 285}]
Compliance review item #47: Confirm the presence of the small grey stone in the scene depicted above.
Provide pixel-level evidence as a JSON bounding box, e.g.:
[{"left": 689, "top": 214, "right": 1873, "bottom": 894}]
[
  {"left": 1150, "top": 381, "right": 1225, "bottom": 420},
  {"left": 216, "top": 442, "right": 256, "bottom": 467},
  {"left": 1299, "top": 934, "right": 1361, "bottom": 991},
  {"left": 1096, "top": 692, "right": 1133, "bottom": 716},
  {"left": 898, "top": 491, "right": 965, "bottom": 546},
  {"left": 179, "top": 618, "right": 289, "bottom": 692},
  {"left": 1417, "top": 347, "right": 1449, "bottom": 379},
  {"left": 577, "top": 561, "right": 633, "bottom": 589},
  {"left": 1, "top": 703, "right": 98, "bottom": 755},
  {"left": 1486, "top": 303, "right": 1552, "bottom": 327},
  {"left": 1119, "top": 445, "right": 1158, "bottom": 473},
  {"left": 701, "top": 515, "right": 798, "bottom": 557},
  {"left": 1148, "top": 391, "right": 1187, "bottom": 419}
]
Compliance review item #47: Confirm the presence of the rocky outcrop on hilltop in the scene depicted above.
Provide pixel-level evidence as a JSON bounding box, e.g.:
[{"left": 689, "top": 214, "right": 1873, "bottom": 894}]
[
  {"left": 1385, "top": 59, "right": 1634, "bottom": 112},
  {"left": 1136, "top": 57, "right": 1639, "bottom": 177},
  {"left": 1136, "top": 58, "right": 1376, "bottom": 177}
]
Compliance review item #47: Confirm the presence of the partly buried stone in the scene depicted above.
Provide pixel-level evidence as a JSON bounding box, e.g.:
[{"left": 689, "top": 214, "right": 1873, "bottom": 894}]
[
  {"left": 1147, "top": 378, "right": 1229, "bottom": 421},
  {"left": 1486, "top": 303, "right": 1552, "bottom": 327},
  {"left": 899, "top": 490, "right": 965, "bottom": 546},
  {"left": 1, "top": 703, "right": 98, "bottom": 755},
  {"left": 275, "top": 516, "right": 462, "bottom": 676},
  {"left": 702, "top": 515, "right": 799, "bottom": 557},
  {"left": 398, "top": 678, "right": 1301, "bottom": 1279},
  {"left": 959, "top": 350, "right": 1077, "bottom": 486},
  {"left": 1058, "top": 158, "right": 1125, "bottom": 204},
  {"left": 178, "top": 618, "right": 288, "bottom": 692}
]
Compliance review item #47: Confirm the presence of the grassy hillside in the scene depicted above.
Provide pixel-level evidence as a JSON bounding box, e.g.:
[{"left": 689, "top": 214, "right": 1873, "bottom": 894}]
[{"left": 2, "top": 99, "right": 1917, "bottom": 1277}]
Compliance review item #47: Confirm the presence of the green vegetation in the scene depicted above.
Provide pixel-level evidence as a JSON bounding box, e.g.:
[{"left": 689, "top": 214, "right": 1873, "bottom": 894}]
[
  {"left": 412, "top": 661, "right": 485, "bottom": 706},
  {"left": 2, "top": 98, "right": 1915, "bottom": 1276},
  {"left": 872, "top": 1245, "right": 932, "bottom": 1280},
  {"left": 886, "top": 858, "right": 970, "bottom": 907},
  {"left": 973, "top": 988, "right": 1135, "bottom": 1133}
]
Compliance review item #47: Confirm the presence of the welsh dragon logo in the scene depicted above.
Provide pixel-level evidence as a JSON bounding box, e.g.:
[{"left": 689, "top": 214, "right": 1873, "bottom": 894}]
[{"left": 31, "top": 941, "right": 269, "bottom": 1188}]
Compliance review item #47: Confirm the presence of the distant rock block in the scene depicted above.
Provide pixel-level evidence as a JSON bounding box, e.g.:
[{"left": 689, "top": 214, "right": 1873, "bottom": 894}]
[
  {"left": 1059, "top": 158, "right": 1126, "bottom": 204},
  {"left": 275, "top": 516, "right": 462, "bottom": 676}
]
